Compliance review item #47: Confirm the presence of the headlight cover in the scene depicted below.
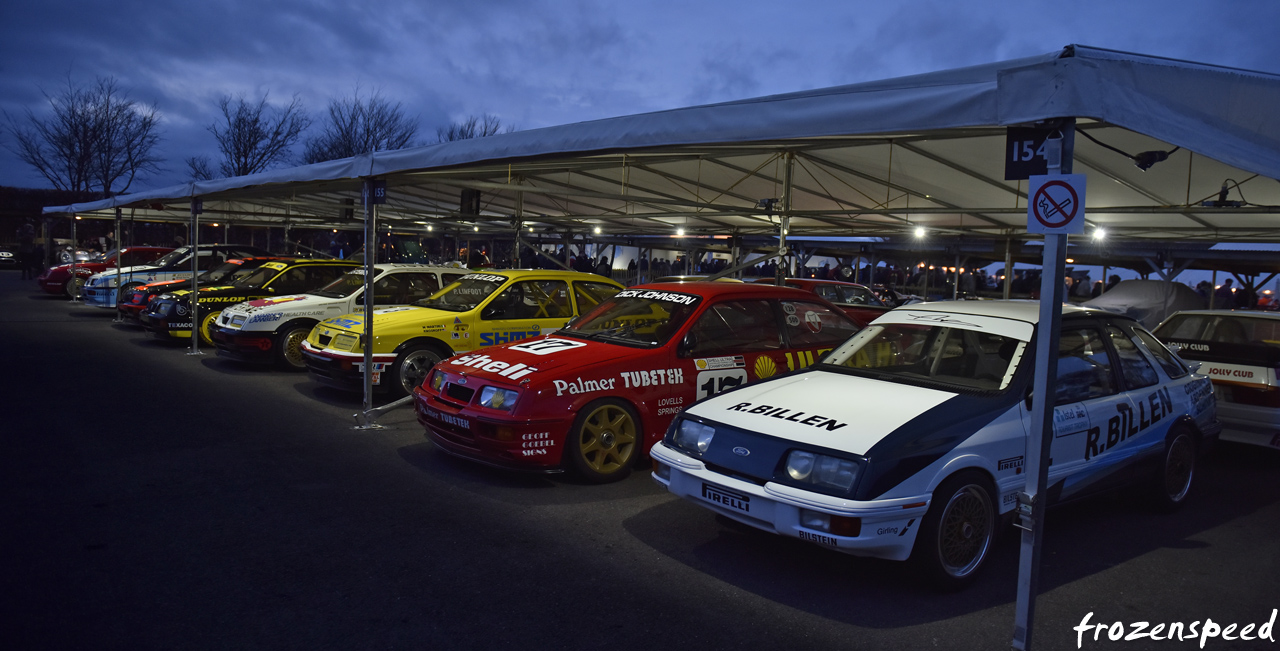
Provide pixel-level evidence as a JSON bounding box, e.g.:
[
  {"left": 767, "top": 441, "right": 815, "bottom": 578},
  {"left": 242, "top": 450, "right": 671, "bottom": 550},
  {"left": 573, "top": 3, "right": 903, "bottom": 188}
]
[
  {"left": 672, "top": 418, "right": 716, "bottom": 454},
  {"left": 784, "top": 450, "right": 859, "bottom": 492},
  {"left": 430, "top": 370, "right": 445, "bottom": 391},
  {"left": 479, "top": 386, "right": 518, "bottom": 411}
]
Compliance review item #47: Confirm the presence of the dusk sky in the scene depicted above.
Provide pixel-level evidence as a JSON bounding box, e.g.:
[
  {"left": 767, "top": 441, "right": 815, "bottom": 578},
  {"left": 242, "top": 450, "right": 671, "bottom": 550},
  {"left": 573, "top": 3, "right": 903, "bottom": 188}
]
[{"left": 2, "top": 0, "right": 1279, "bottom": 192}]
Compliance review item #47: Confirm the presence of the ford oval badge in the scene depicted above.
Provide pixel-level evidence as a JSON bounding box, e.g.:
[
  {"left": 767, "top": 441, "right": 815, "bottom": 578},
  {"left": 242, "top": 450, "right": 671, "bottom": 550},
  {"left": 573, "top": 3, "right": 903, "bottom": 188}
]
[{"left": 732, "top": 446, "right": 750, "bottom": 457}]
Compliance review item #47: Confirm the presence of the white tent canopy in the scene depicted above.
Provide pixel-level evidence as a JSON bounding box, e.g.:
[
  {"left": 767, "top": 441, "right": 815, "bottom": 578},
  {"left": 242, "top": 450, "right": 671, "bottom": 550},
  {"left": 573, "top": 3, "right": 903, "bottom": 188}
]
[{"left": 44, "top": 45, "right": 1280, "bottom": 246}]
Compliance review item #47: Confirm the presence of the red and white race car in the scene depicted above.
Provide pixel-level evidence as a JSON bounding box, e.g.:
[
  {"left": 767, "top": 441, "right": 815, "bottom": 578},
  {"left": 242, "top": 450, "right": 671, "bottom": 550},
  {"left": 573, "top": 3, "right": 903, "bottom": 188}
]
[{"left": 413, "top": 282, "right": 861, "bottom": 482}]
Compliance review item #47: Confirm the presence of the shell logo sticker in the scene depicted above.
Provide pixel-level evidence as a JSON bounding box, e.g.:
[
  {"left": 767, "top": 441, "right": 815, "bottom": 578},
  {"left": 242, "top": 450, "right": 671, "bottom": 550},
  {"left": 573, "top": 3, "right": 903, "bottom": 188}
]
[
  {"left": 696, "top": 359, "right": 708, "bottom": 369},
  {"left": 754, "top": 356, "right": 777, "bottom": 379}
]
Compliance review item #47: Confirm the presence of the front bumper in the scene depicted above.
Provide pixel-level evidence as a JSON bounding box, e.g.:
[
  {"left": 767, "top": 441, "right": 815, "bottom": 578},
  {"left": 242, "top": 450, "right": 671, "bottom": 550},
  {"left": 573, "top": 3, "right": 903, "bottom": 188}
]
[
  {"left": 212, "top": 327, "right": 278, "bottom": 364},
  {"left": 414, "top": 388, "right": 566, "bottom": 472},
  {"left": 301, "top": 342, "right": 394, "bottom": 392},
  {"left": 79, "top": 286, "right": 117, "bottom": 308},
  {"left": 650, "top": 442, "right": 929, "bottom": 562}
]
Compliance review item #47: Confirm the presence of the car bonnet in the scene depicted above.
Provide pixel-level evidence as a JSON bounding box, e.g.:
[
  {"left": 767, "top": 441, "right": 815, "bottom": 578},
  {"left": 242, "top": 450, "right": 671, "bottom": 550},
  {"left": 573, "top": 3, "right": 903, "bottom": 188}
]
[
  {"left": 683, "top": 371, "right": 960, "bottom": 456},
  {"left": 436, "top": 336, "right": 652, "bottom": 385},
  {"left": 226, "top": 293, "right": 320, "bottom": 316}
]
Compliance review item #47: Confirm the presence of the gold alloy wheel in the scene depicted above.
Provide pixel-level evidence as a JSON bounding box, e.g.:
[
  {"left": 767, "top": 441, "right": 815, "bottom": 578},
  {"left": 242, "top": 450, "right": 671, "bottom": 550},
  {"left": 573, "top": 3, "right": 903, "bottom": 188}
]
[
  {"left": 199, "top": 310, "right": 221, "bottom": 346},
  {"left": 575, "top": 402, "right": 638, "bottom": 476},
  {"left": 280, "top": 326, "right": 309, "bottom": 369}
]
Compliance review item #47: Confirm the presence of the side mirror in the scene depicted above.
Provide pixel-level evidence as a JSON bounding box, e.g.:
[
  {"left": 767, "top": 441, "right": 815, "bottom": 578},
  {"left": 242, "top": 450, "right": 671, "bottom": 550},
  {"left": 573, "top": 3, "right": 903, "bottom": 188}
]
[
  {"left": 678, "top": 332, "right": 698, "bottom": 357},
  {"left": 1187, "top": 361, "right": 1202, "bottom": 374}
]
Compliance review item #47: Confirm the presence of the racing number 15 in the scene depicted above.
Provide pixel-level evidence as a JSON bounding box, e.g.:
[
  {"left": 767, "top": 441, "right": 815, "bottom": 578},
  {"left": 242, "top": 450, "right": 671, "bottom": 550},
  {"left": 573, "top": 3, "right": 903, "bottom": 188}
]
[{"left": 697, "top": 370, "right": 746, "bottom": 400}]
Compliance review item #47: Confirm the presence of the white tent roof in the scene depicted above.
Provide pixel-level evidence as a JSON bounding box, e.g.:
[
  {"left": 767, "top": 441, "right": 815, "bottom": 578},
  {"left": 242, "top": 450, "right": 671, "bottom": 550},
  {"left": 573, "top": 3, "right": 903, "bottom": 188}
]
[{"left": 44, "top": 45, "right": 1280, "bottom": 247}]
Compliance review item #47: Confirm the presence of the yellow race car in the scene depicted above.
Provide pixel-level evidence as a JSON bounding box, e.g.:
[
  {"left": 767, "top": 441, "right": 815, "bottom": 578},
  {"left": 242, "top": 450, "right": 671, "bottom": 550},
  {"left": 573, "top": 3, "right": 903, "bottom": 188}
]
[{"left": 301, "top": 269, "right": 625, "bottom": 395}]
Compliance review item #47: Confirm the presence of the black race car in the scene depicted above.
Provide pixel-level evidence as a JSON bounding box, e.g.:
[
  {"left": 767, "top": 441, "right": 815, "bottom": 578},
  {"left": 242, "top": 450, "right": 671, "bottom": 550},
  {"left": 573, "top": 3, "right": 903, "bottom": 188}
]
[{"left": 143, "top": 258, "right": 359, "bottom": 344}]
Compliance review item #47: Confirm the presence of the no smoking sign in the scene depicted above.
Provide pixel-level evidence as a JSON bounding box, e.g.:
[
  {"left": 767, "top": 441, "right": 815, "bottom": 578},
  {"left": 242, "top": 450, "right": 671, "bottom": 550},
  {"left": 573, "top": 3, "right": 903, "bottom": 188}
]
[{"left": 1026, "top": 174, "right": 1086, "bottom": 234}]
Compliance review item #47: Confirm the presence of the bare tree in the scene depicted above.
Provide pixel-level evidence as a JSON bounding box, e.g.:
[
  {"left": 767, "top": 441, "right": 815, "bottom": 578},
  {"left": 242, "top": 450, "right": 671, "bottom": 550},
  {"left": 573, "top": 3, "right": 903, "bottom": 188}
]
[
  {"left": 435, "top": 114, "right": 514, "bottom": 142},
  {"left": 303, "top": 87, "right": 419, "bottom": 163},
  {"left": 4, "top": 75, "right": 162, "bottom": 195},
  {"left": 197, "top": 93, "right": 311, "bottom": 179},
  {"left": 185, "top": 154, "right": 217, "bottom": 181}
]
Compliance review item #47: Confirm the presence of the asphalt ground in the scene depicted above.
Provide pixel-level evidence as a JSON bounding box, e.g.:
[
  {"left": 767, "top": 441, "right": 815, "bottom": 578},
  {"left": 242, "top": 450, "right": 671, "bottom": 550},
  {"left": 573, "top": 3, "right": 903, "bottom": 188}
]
[{"left": 1, "top": 270, "right": 1277, "bottom": 651}]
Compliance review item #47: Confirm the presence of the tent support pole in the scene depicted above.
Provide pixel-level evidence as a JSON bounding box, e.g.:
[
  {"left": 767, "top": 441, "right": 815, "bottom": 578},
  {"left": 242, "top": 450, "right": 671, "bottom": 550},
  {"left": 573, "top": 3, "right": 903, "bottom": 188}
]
[
  {"left": 355, "top": 178, "right": 390, "bottom": 430},
  {"left": 186, "top": 198, "right": 204, "bottom": 356},
  {"left": 112, "top": 208, "right": 123, "bottom": 322},
  {"left": 1012, "top": 119, "right": 1074, "bottom": 651}
]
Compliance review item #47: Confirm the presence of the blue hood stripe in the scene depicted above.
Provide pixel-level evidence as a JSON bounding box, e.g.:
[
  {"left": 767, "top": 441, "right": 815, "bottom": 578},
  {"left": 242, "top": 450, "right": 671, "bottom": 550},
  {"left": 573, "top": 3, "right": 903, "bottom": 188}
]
[{"left": 857, "top": 385, "right": 1025, "bottom": 501}]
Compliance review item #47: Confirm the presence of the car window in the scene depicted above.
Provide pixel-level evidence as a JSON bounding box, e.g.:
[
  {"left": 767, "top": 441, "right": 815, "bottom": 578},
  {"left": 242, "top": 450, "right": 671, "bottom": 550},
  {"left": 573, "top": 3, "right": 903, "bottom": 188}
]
[
  {"left": 840, "top": 285, "right": 879, "bottom": 305},
  {"left": 1155, "top": 314, "right": 1210, "bottom": 340},
  {"left": 829, "top": 322, "right": 1025, "bottom": 392},
  {"left": 197, "top": 250, "right": 225, "bottom": 270},
  {"left": 573, "top": 281, "right": 623, "bottom": 313},
  {"left": 442, "top": 273, "right": 467, "bottom": 286},
  {"left": 780, "top": 301, "right": 859, "bottom": 349},
  {"left": 378, "top": 273, "right": 441, "bottom": 305},
  {"left": 1132, "top": 327, "right": 1189, "bottom": 379},
  {"left": 268, "top": 267, "right": 310, "bottom": 294},
  {"left": 482, "top": 279, "right": 571, "bottom": 320},
  {"left": 306, "top": 265, "right": 352, "bottom": 291},
  {"left": 687, "top": 299, "right": 782, "bottom": 356},
  {"left": 1056, "top": 327, "right": 1117, "bottom": 404},
  {"left": 1107, "top": 325, "right": 1159, "bottom": 390}
]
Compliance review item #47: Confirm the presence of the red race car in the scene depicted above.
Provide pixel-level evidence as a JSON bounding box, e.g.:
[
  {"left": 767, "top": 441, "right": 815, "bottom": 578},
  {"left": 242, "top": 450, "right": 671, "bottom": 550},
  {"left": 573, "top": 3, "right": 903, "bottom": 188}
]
[
  {"left": 37, "top": 246, "right": 172, "bottom": 297},
  {"left": 414, "top": 282, "right": 861, "bottom": 482},
  {"left": 752, "top": 277, "right": 891, "bottom": 327}
]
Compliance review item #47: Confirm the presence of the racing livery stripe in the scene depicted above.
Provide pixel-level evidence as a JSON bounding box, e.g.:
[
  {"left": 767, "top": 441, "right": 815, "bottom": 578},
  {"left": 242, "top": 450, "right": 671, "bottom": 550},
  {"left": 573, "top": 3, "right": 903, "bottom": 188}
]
[{"left": 857, "top": 388, "right": 1025, "bottom": 501}]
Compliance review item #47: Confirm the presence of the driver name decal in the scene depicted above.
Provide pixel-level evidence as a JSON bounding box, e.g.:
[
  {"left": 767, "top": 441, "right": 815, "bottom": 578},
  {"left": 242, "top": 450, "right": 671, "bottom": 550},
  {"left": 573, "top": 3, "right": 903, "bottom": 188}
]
[
  {"left": 614, "top": 289, "right": 698, "bottom": 305},
  {"left": 725, "top": 402, "right": 847, "bottom": 431},
  {"left": 1085, "top": 387, "right": 1173, "bottom": 460}
]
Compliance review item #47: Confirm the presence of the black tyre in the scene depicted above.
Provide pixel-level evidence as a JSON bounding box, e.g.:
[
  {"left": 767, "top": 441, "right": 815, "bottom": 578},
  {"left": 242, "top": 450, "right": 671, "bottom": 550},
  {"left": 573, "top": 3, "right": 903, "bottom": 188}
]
[
  {"left": 912, "top": 470, "right": 996, "bottom": 590},
  {"left": 275, "top": 324, "right": 314, "bottom": 370},
  {"left": 390, "top": 343, "right": 445, "bottom": 396},
  {"left": 116, "top": 282, "right": 142, "bottom": 305},
  {"left": 565, "top": 398, "right": 640, "bottom": 483},
  {"left": 1152, "top": 428, "right": 1196, "bottom": 512}
]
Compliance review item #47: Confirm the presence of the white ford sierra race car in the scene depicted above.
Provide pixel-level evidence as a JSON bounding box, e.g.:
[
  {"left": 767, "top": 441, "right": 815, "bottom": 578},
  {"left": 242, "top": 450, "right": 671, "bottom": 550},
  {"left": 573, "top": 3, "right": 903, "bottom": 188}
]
[
  {"left": 651, "top": 301, "right": 1220, "bottom": 587},
  {"left": 212, "top": 264, "right": 468, "bottom": 369}
]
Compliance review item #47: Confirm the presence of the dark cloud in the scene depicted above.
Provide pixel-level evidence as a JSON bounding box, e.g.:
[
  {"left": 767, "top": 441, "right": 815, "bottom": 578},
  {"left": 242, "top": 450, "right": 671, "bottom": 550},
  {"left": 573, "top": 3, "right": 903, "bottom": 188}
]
[{"left": 2, "top": 0, "right": 1278, "bottom": 189}]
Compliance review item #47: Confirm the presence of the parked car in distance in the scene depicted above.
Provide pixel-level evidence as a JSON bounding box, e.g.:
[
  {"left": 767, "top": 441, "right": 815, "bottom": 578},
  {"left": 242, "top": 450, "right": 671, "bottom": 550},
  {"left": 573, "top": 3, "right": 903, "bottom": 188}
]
[
  {"left": 302, "top": 270, "right": 626, "bottom": 396},
  {"left": 1154, "top": 309, "right": 1280, "bottom": 450},
  {"left": 80, "top": 244, "right": 272, "bottom": 309},
  {"left": 213, "top": 264, "right": 470, "bottom": 369},
  {"left": 0, "top": 245, "right": 19, "bottom": 269},
  {"left": 118, "top": 256, "right": 291, "bottom": 325},
  {"left": 143, "top": 258, "right": 360, "bottom": 345},
  {"left": 651, "top": 301, "right": 1219, "bottom": 588},
  {"left": 414, "top": 282, "right": 861, "bottom": 482},
  {"left": 752, "top": 277, "right": 890, "bottom": 327},
  {"left": 37, "top": 246, "right": 173, "bottom": 297}
]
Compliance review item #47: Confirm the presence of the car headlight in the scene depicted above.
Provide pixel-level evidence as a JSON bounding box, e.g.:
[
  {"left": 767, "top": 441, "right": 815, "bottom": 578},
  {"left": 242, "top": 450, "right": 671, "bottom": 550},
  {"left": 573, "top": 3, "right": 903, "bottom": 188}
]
[
  {"left": 673, "top": 418, "right": 716, "bottom": 454},
  {"left": 479, "top": 386, "right": 518, "bottom": 411},
  {"left": 430, "top": 371, "right": 445, "bottom": 391},
  {"left": 785, "top": 450, "right": 859, "bottom": 491}
]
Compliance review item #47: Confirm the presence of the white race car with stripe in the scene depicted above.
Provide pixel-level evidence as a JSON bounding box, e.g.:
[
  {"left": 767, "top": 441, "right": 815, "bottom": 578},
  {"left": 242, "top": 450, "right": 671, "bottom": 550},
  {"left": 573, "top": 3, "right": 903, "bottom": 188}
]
[
  {"left": 652, "top": 301, "right": 1220, "bottom": 588},
  {"left": 1154, "top": 309, "right": 1280, "bottom": 450}
]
